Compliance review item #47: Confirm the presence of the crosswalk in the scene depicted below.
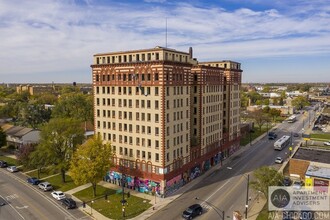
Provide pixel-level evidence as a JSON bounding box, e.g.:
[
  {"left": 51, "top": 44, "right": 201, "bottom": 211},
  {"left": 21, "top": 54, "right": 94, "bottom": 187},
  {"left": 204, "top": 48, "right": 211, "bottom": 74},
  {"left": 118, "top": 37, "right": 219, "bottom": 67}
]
[{"left": 200, "top": 202, "right": 211, "bottom": 211}]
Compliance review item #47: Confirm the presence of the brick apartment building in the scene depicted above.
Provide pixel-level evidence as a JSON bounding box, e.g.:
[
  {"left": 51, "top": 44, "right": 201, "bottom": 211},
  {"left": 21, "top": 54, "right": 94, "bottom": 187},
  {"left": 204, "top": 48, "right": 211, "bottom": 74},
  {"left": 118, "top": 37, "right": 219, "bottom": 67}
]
[{"left": 91, "top": 46, "right": 242, "bottom": 195}]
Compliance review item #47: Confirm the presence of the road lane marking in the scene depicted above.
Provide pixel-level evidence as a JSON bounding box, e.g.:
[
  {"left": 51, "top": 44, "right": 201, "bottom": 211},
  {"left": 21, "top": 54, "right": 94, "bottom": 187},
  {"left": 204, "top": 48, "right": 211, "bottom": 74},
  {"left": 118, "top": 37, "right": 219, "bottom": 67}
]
[
  {"left": 16, "top": 205, "right": 29, "bottom": 209},
  {"left": 0, "top": 169, "right": 79, "bottom": 220},
  {"left": 0, "top": 195, "right": 25, "bottom": 220}
]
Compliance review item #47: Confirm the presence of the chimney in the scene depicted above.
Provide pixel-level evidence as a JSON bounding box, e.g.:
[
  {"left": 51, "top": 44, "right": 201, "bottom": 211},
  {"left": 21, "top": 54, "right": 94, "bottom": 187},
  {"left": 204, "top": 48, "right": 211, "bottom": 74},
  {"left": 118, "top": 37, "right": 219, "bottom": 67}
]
[{"left": 189, "top": 47, "right": 193, "bottom": 59}]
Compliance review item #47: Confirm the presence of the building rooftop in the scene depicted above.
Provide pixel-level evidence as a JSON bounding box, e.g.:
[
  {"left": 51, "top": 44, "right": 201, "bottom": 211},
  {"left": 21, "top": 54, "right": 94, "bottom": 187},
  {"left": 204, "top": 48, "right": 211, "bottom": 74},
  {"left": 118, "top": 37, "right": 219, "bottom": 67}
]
[
  {"left": 292, "top": 147, "right": 330, "bottom": 164},
  {"left": 305, "top": 164, "right": 330, "bottom": 179},
  {"left": 94, "top": 46, "right": 188, "bottom": 56}
]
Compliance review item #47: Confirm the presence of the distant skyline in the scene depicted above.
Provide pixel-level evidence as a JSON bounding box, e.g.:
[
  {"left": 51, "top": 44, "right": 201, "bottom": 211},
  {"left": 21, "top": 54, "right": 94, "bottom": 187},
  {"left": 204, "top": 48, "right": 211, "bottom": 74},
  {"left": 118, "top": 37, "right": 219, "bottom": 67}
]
[{"left": 1, "top": 0, "right": 329, "bottom": 83}]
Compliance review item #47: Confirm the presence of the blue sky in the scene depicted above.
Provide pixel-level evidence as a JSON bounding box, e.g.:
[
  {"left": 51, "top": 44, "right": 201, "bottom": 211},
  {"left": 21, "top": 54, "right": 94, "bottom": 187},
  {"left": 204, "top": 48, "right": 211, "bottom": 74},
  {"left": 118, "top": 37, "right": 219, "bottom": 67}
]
[{"left": 0, "top": 0, "right": 329, "bottom": 83}]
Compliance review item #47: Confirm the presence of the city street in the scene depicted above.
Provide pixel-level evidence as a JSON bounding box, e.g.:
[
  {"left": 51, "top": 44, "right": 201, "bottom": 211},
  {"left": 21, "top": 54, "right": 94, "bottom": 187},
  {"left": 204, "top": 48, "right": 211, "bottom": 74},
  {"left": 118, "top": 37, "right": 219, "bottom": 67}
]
[
  {"left": 148, "top": 114, "right": 307, "bottom": 220},
  {"left": 0, "top": 169, "right": 91, "bottom": 220}
]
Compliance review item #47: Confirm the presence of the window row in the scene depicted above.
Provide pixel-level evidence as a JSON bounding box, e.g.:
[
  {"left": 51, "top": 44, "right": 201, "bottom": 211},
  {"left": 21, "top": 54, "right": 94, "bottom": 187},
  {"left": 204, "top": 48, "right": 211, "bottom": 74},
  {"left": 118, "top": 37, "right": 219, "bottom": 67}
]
[
  {"left": 165, "top": 145, "right": 188, "bottom": 162},
  {"left": 96, "top": 98, "right": 160, "bottom": 109},
  {"left": 98, "top": 121, "right": 160, "bottom": 134},
  {"left": 116, "top": 147, "right": 160, "bottom": 162},
  {"left": 96, "top": 86, "right": 159, "bottom": 96},
  {"left": 96, "top": 73, "right": 159, "bottom": 83},
  {"left": 96, "top": 52, "right": 160, "bottom": 65},
  {"left": 165, "top": 123, "right": 189, "bottom": 135}
]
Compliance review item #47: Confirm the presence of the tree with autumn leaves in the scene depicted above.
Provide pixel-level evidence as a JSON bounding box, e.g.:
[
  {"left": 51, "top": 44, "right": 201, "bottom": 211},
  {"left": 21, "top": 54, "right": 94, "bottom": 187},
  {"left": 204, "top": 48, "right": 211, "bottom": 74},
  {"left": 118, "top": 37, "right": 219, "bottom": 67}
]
[{"left": 69, "top": 135, "right": 114, "bottom": 197}]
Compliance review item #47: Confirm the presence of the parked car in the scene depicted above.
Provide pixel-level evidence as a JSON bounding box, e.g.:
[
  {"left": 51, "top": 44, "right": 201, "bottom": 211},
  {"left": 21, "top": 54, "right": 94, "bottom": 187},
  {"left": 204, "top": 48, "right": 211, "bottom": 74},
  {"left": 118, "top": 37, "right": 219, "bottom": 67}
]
[
  {"left": 61, "top": 198, "right": 77, "bottom": 209},
  {"left": 27, "top": 177, "right": 41, "bottom": 185},
  {"left": 293, "top": 180, "right": 303, "bottom": 190},
  {"left": 51, "top": 191, "right": 66, "bottom": 200},
  {"left": 293, "top": 133, "right": 299, "bottom": 137},
  {"left": 7, "top": 166, "right": 18, "bottom": 172},
  {"left": 275, "top": 157, "right": 283, "bottom": 164},
  {"left": 182, "top": 204, "right": 203, "bottom": 219},
  {"left": 283, "top": 177, "right": 292, "bottom": 186},
  {"left": 0, "top": 160, "right": 8, "bottom": 168},
  {"left": 324, "top": 141, "right": 330, "bottom": 146},
  {"left": 38, "top": 182, "right": 53, "bottom": 191}
]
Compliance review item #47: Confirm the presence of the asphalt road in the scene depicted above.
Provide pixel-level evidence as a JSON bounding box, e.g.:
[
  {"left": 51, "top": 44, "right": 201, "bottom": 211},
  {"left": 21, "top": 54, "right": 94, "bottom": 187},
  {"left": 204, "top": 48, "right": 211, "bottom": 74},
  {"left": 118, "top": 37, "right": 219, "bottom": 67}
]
[
  {"left": 148, "top": 112, "right": 309, "bottom": 220},
  {"left": 0, "top": 168, "right": 91, "bottom": 220}
]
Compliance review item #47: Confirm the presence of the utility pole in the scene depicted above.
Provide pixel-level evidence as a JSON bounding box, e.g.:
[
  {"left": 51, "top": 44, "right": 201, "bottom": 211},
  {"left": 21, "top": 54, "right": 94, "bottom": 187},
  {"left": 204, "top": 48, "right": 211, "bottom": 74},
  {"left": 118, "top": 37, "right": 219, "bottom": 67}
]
[{"left": 245, "top": 174, "right": 250, "bottom": 220}]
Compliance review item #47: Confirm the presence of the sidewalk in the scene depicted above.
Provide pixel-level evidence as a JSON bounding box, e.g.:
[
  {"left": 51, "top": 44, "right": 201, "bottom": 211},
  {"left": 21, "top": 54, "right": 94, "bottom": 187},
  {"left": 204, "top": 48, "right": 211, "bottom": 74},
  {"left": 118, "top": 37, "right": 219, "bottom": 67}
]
[{"left": 63, "top": 131, "right": 272, "bottom": 220}]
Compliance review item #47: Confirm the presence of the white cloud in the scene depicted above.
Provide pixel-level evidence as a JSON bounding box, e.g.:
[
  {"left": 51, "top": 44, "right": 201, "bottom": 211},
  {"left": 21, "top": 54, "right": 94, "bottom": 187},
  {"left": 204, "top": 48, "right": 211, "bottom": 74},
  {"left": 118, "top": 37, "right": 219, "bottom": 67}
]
[{"left": 0, "top": 0, "right": 329, "bottom": 82}]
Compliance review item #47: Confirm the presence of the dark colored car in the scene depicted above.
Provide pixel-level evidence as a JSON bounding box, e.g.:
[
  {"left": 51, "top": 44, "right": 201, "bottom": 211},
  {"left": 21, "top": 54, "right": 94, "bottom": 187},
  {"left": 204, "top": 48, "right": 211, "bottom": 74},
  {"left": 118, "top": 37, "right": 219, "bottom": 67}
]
[
  {"left": 27, "top": 177, "right": 41, "bottom": 185},
  {"left": 283, "top": 177, "right": 292, "bottom": 186},
  {"left": 0, "top": 160, "right": 8, "bottom": 168},
  {"left": 268, "top": 132, "right": 277, "bottom": 140},
  {"left": 61, "top": 198, "right": 77, "bottom": 209},
  {"left": 182, "top": 204, "right": 203, "bottom": 219}
]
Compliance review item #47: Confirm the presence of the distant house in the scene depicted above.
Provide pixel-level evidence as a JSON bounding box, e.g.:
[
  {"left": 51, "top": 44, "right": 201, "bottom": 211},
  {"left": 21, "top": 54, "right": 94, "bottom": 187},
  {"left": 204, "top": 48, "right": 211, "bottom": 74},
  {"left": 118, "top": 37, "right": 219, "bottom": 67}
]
[
  {"left": 247, "top": 105, "right": 294, "bottom": 116},
  {"left": 258, "top": 92, "right": 281, "bottom": 98},
  {"left": 1, "top": 124, "right": 40, "bottom": 148}
]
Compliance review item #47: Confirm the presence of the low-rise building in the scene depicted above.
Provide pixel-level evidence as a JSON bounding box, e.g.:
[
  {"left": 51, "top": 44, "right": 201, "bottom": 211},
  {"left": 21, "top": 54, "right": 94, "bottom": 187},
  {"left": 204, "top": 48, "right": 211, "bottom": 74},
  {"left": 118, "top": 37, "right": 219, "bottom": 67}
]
[{"left": 1, "top": 124, "right": 40, "bottom": 148}]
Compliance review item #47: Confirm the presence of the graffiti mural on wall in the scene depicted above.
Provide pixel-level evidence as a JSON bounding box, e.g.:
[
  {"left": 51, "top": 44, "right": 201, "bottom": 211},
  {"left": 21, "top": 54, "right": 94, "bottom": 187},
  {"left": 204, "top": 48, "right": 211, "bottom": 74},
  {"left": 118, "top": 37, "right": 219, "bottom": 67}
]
[
  {"left": 190, "top": 165, "right": 201, "bottom": 180},
  {"left": 229, "top": 142, "right": 240, "bottom": 155},
  {"left": 165, "top": 174, "right": 183, "bottom": 197},
  {"left": 104, "top": 170, "right": 160, "bottom": 195}
]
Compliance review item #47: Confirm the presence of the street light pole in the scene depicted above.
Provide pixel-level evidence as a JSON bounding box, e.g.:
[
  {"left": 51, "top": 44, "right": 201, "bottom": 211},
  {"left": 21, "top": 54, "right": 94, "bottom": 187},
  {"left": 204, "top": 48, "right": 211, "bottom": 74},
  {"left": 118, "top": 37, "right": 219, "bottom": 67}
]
[
  {"left": 121, "top": 174, "right": 126, "bottom": 218},
  {"left": 245, "top": 174, "right": 250, "bottom": 220}
]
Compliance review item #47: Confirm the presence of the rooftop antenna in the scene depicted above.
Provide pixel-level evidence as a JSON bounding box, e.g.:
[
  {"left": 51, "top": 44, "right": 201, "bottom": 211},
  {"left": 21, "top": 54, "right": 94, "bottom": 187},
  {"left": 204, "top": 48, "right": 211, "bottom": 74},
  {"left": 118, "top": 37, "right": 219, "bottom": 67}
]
[{"left": 165, "top": 17, "right": 167, "bottom": 48}]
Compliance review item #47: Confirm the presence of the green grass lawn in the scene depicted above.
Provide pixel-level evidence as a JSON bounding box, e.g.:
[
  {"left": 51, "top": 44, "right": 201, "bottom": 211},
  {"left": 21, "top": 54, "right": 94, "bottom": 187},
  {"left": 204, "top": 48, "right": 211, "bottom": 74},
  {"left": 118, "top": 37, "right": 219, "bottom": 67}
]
[
  {"left": 310, "top": 133, "right": 330, "bottom": 141},
  {"left": 25, "top": 167, "right": 59, "bottom": 179},
  {"left": 256, "top": 203, "right": 271, "bottom": 220},
  {"left": 43, "top": 174, "right": 81, "bottom": 192},
  {"left": 74, "top": 185, "right": 152, "bottom": 220},
  {"left": 0, "top": 155, "right": 18, "bottom": 166}
]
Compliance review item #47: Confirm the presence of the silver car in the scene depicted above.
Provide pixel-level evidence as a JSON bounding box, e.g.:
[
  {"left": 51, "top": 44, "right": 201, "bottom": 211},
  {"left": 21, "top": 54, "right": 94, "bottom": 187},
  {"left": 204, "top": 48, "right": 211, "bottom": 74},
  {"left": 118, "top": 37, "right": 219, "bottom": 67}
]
[
  {"left": 7, "top": 166, "right": 18, "bottom": 172},
  {"left": 38, "top": 182, "right": 53, "bottom": 191}
]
